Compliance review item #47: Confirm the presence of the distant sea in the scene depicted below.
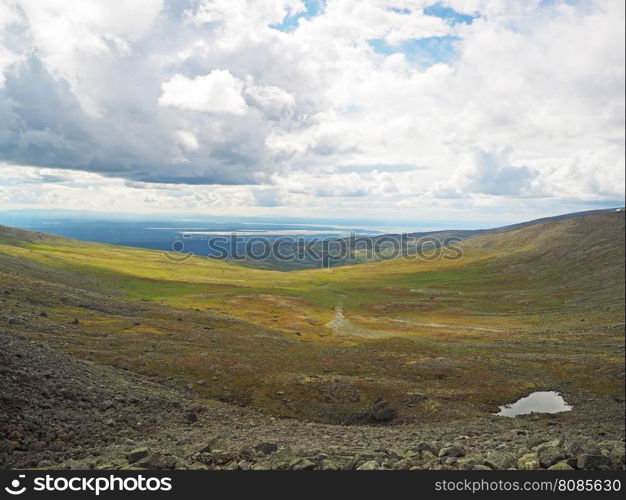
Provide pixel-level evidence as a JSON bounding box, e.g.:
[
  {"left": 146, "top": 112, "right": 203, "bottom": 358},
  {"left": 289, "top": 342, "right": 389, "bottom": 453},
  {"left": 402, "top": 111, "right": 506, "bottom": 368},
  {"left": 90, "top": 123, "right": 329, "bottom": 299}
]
[{"left": 0, "top": 211, "right": 496, "bottom": 257}]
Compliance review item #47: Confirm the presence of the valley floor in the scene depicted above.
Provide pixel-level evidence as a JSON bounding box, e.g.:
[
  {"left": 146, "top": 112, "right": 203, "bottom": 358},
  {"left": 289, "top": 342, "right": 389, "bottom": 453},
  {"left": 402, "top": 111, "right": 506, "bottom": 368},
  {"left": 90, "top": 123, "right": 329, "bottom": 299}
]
[
  {"left": 1, "top": 331, "right": 624, "bottom": 471},
  {"left": 1, "top": 213, "right": 624, "bottom": 470}
]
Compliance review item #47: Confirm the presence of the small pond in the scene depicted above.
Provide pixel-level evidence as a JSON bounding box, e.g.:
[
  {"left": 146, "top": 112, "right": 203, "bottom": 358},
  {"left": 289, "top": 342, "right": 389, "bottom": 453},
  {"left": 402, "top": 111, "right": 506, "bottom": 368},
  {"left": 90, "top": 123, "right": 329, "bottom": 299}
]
[{"left": 496, "top": 391, "right": 572, "bottom": 417}]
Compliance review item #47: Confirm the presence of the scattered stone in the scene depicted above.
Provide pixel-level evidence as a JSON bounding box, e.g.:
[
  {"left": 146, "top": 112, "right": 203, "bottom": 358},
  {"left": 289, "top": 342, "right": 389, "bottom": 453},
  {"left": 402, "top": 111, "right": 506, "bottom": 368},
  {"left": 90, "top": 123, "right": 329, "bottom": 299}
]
[
  {"left": 253, "top": 442, "right": 278, "bottom": 456},
  {"left": 0, "top": 441, "right": 13, "bottom": 454},
  {"left": 237, "top": 446, "right": 255, "bottom": 460},
  {"left": 581, "top": 443, "right": 602, "bottom": 456},
  {"left": 392, "top": 458, "right": 416, "bottom": 469},
  {"left": 562, "top": 440, "right": 584, "bottom": 457},
  {"left": 456, "top": 458, "right": 477, "bottom": 470},
  {"left": 321, "top": 459, "right": 339, "bottom": 470},
  {"left": 126, "top": 447, "right": 150, "bottom": 464},
  {"left": 98, "top": 400, "right": 114, "bottom": 412},
  {"left": 137, "top": 453, "right": 177, "bottom": 470},
  {"left": 289, "top": 458, "right": 315, "bottom": 471},
  {"left": 357, "top": 460, "right": 381, "bottom": 470},
  {"left": 610, "top": 444, "right": 625, "bottom": 464},
  {"left": 534, "top": 439, "right": 560, "bottom": 451},
  {"left": 199, "top": 437, "right": 225, "bottom": 454},
  {"left": 438, "top": 446, "right": 465, "bottom": 458},
  {"left": 421, "top": 450, "right": 439, "bottom": 467},
  {"left": 548, "top": 462, "right": 575, "bottom": 470},
  {"left": 577, "top": 455, "right": 611, "bottom": 470},
  {"left": 63, "top": 459, "right": 91, "bottom": 470},
  {"left": 518, "top": 453, "right": 541, "bottom": 470},
  {"left": 414, "top": 442, "right": 438, "bottom": 455},
  {"left": 484, "top": 451, "right": 516, "bottom": 470},
  {"left": 371, "top": 401, "right": 394, "bottom": 421},
  {"left": 537, "top": 446, "right": 566, "bottom": 468}
]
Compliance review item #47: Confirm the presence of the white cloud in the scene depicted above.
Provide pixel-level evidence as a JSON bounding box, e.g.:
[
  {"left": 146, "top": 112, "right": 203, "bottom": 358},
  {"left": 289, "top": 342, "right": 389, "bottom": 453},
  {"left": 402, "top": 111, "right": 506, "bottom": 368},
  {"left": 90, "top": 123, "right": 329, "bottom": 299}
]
[
  {"left": 184, "top": 0, "right": 306, "bottom": 29},
  {"left": 176, "top": 130, "right": 199, "bottom": 151},
  {"left": 12, "top": 0, "right": 164, "bottom": 115},
  {"left": 433, "top": 148, "right": 539, "bottom": 197},
  {"left": 0, "top": 0, "right": 623, "bottom": 220},
  {"left": 159, "top": 70, "right": 248, "bottom": 115},
  {"left": 244, "top": 79, "right": 295, "bottom": 120}
]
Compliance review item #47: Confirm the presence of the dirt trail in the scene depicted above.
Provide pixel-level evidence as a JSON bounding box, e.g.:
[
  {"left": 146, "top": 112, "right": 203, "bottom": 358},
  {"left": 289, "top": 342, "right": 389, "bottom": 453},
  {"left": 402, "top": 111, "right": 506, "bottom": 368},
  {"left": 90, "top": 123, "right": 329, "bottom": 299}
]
[
  {"left": 381, "top": 316, "right": 505, "bottom": 332},
  {"left": 327, "top": 303, "right": 503, "bottom": 338},
  {"left": 327, "top": 303, "right": 399, "bottom": 339}
]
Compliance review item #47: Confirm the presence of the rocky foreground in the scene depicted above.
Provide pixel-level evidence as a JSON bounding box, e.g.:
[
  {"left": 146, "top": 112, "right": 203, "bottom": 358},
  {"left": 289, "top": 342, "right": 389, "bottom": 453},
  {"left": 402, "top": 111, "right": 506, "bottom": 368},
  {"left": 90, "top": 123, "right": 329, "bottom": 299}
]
[{"left": 1, "top": 330, "right": 624, "bottom": 471}]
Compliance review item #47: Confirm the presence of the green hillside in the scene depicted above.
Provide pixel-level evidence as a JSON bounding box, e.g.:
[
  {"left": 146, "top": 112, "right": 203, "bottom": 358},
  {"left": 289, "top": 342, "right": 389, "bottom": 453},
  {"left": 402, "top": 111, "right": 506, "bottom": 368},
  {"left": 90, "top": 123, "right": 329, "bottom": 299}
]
[{"left": 1, "top": 211, "right": 624, "bottom": 423}]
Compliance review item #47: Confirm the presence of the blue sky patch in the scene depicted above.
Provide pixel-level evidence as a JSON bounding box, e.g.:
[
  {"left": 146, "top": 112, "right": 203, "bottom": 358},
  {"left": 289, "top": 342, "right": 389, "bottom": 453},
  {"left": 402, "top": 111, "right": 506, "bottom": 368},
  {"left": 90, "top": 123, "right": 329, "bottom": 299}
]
[
  {"left": 389, "top": 7, "right": 411, "bottom": 15},
  {"left": 368, "top": 36, "right": 461, "bottom": 68},
  {"left": 423, "top": 3, "right": 478, "bottom": 25},
  {"left": 269, "top": 0, "right": 323, "bottom": 32}
]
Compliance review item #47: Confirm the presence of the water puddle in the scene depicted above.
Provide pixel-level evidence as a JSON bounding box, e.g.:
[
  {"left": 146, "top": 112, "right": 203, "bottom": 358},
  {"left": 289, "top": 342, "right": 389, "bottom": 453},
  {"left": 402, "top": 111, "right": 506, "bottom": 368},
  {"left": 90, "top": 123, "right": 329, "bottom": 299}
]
[{"left": 496, "top": 391, "right": 572, "bottom": 417}]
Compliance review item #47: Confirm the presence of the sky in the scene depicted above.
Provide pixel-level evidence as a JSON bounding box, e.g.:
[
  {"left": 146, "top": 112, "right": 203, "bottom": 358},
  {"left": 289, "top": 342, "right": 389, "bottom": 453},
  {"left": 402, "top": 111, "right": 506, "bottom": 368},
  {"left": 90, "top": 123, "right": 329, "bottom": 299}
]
[{"left": 0, "top": 0, "right": 624, "bottom": 224}]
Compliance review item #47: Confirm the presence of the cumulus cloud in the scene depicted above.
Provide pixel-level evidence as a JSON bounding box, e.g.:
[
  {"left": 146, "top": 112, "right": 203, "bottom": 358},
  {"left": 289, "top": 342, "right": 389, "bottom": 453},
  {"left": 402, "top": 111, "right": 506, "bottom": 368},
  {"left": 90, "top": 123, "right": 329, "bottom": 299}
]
[
  {"left": 244, "top": 79, "right": 296, "bottom": 120},
  {"left": 433, "top": 148, "right": 539, "bottom": 197},
  {"left": 159, "top": 70, "right": 248, "bottom": 114},
  {"left": 0, "top": 0, "right": 623, "bottom": 219},
  {"left": 176, "top": 130, "right": 199, "bottom": 151}
]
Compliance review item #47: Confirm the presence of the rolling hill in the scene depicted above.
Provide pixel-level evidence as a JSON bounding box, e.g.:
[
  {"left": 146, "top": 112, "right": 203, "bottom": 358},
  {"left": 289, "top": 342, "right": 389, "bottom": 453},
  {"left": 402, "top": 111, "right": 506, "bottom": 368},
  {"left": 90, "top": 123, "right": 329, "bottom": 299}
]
[
  {"left": 1, "top": 209, "right": 624, "bottom": 469},
  {"left": 239, "top": 207, "right": 625, "bottom": 270}
]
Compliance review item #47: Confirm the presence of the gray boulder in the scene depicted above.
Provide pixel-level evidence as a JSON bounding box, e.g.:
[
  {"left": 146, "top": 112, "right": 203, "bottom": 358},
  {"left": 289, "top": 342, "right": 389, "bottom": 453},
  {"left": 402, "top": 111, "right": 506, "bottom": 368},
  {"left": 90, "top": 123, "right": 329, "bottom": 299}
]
[
  {"left": 577, "top": 454, "right": 610, "bottom": 470},
  {"left": 438, "top": 446, "right": 465, "bottom": 458},
  {"left": 137, "top": 453, "right": 177, "bottom": 469},
  {"left": 289, "top": 458, "right": 316, "bottom": 470},
  {"left": 254, "top": 442, "right": 279, "bottom": 456},
  {"left": 484, "top": 451, "right": 517, "bottom": 470},
  {"left": 371, "top": 401, "right": 394, "bottom": 421},
  {"left": 548, "top": 461, "right": 575, "bottom": 470},
  {"left": 357, "top": 460, "right": 381, "bottom": 470},
  {"left": 413, "top": 442, "right": 438, "bottom": 455},
  {"left": 538, "top": 446, "right": 566, "bottom": 468},
  {"left": 126, "top": 447, "right": 150, "bottom": 464},
  {"left": 518, "top": 453, "right": 541, "bottom": 470}
]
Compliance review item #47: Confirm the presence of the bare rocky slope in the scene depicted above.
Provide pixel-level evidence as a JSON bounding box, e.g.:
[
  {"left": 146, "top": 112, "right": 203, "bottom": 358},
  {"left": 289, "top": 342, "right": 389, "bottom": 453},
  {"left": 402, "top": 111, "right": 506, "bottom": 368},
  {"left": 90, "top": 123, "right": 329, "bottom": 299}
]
[{"left": 1, "top": 330, "right": 623, "bottom": 471}]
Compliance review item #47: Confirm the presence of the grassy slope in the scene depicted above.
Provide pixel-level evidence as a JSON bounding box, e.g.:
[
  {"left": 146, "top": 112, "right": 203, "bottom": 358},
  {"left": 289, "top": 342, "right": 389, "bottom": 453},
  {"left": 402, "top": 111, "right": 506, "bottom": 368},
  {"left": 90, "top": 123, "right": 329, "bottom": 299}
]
[{"left": 0, "top": 212, "right": 624, "bottom": 423}]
